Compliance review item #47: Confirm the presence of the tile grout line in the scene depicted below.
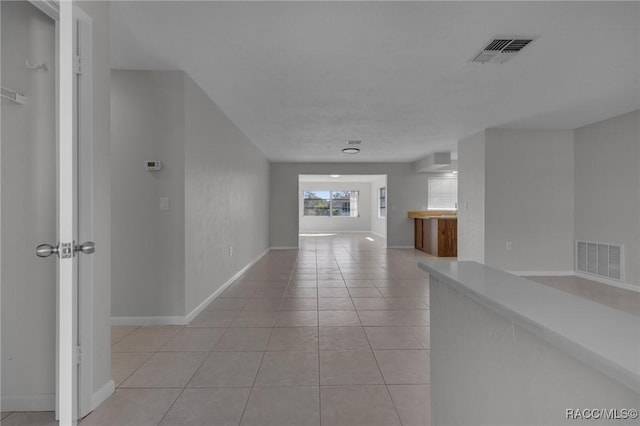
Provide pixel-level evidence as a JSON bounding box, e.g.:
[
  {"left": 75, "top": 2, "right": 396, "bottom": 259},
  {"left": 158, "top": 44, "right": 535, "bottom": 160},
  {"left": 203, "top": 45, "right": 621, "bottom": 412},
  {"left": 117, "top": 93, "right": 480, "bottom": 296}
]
[
  {"left": 106, "top": 235, "right": 430, "bottom": 426},
  {"left": 317, "top": 249, "right": 322, "bottom": 425},
  {"left": 355, "top": 268, "right": 405, "bottom": 426},
  {"left": 236, "top": 257, "right": 292, "bottom": 426}
]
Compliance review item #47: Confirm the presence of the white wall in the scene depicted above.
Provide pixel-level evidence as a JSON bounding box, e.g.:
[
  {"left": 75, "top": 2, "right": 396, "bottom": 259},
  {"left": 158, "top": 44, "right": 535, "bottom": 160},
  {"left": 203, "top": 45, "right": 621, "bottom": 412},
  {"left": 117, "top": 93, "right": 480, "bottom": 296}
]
[
  {"left": 457, "top": 129, "right": 574, "bottom": 273},
  {"left": 484, "top": 129, "right": 575, "bottom": 273},
  {"left": 111, "top": 70, "right": 186, "bottom": 317},
  {"left": 370, "top": 175, "right": 387, "bottom": 239},
  {"left": 299, "top": 182, "right": 371, "bottom": 233},
  {"left": 271, "top": 163, "right": 428, "bottom": 248},
  {"left": 457, "top": 130, "right": 486, "bottom": 263},
  {"left": 111, "top": 71, "right": 270, "bottom": 319},
  {"left": 184, "top": 75, "right": 270, "bottom": 315},
  {"left": 1, "top": 2, "right": 57, "bottom": 409},
  {"left": 574, "top": 110, "right": 640, "bottom": 286}
]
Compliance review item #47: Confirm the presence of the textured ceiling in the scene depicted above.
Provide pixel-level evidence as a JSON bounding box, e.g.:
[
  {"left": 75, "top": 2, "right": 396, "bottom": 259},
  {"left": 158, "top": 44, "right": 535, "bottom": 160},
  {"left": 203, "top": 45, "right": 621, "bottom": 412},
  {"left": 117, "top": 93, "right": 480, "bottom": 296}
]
[{"left": 111, "top": 1, "right": 640, "bottom": 162}]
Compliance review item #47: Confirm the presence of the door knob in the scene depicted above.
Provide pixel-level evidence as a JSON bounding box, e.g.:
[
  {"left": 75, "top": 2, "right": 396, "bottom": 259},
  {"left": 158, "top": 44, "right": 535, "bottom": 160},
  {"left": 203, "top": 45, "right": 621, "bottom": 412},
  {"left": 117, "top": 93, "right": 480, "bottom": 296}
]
[
  {"left": 36, "top": 243, "right": 59, "bottom": 258},
  {"left": 75, "top": 241, "right": 95, "bottom": 255}
]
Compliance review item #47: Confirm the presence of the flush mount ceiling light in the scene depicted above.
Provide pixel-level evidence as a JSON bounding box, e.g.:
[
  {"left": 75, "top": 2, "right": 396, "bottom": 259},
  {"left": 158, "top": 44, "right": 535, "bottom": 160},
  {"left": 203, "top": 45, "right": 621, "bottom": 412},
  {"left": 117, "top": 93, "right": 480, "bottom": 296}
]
[
  {"left": 342, "top": 148, "right": 360, "bottom": 154},
  {"left": 330, "top": 174, "right": 341, "bottom": 178}
]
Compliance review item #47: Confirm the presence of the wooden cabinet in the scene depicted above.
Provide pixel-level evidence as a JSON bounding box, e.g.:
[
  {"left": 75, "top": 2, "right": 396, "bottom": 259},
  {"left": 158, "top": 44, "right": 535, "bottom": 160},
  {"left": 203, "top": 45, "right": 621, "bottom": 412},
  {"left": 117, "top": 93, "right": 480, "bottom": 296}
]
[
  {"left": 415, "top": 217, "right": 424, "bottom": 250},
  {"left": 413, "top": 217, "right": 457, "bottom": 257}
]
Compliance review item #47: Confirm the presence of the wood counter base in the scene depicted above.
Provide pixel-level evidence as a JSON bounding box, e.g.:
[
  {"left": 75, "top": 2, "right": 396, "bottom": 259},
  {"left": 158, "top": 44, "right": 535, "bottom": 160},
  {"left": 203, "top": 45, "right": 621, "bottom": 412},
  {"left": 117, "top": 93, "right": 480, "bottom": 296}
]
[{"left": 414, "top": 217, "right": 457, "bottom": 257}]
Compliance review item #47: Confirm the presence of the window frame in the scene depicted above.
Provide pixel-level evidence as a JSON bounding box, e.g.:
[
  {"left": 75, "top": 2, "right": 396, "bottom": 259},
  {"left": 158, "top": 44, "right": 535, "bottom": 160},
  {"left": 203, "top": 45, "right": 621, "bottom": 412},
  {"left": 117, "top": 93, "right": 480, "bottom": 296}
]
[
  {"left": 302, "top": 190, "right": 360, "bottom": 218},
  {"left": 378, "top": 187, "right": 386, "bottom": 218},
  {"left": 427, "top": 176, "right": 458, "bottom": 211}
]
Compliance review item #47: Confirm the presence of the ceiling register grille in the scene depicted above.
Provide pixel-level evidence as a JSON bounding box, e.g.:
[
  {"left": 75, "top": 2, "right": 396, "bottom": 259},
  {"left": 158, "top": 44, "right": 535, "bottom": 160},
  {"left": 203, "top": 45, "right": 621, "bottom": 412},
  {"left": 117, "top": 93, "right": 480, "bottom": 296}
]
[{"left": 471, "top": 36, "right": 537, "bottom": 64}]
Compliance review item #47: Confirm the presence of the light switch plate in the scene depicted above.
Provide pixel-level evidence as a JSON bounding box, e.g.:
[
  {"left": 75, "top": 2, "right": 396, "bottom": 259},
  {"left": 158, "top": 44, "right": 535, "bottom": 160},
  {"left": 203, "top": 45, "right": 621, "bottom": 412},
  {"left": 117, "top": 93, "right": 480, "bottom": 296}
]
[{"left": 160, "top": 197, "right": 169, "bottom": 211}]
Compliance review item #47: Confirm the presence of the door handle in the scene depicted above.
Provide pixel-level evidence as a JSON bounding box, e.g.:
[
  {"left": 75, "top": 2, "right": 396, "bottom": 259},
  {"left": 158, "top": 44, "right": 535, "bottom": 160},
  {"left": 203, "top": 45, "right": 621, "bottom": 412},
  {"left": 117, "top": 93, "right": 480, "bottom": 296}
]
[
  {"left": 75, "top": 241, "right": 95, "bottom": 255},
  {"left": 36, "top": 243, "right": 59, "bottom": 258},
  {"left": 36, "top": 241, "right": 95, "bottom": 257}
]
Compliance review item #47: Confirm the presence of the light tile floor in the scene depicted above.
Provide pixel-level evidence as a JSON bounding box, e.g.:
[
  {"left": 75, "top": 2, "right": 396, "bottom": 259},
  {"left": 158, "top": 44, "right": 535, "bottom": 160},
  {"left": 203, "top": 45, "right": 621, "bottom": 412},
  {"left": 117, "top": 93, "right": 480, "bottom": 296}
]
[
  {"left": 87, "top": 233, "right": 433, "bottom": 426},
  {"left": 6, "top": 234, "right": 632, "bottom": 425}
]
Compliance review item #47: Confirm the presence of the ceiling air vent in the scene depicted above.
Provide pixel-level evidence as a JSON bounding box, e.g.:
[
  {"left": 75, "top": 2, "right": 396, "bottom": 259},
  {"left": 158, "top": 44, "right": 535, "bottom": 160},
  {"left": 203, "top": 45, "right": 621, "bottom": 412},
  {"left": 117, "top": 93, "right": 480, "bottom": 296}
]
[
  {"left": 471, "top": 36, "right": 538, "bottom": 64},
  {"left": 347, "top": 140, "right": 362, "bottom": 145}
]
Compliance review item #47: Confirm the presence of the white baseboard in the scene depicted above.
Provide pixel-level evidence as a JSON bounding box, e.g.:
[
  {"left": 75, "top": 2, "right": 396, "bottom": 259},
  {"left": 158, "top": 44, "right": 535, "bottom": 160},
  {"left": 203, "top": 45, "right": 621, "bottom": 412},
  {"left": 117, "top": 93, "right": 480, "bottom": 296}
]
[
  {"left": 574, "top": 272, "right": 640, "bottom": 294},
  {"left": 111, "top": 249, "right": 271, "bottom": 326},
  {"left": 510, "top": 270, "right": 575, "bottom": 277},
  {"left": 299, "top": 230, "right": 372, "bottom": 235},
  {"left": 2, "top": 382, "right": 115, "bottom": 415},
  {"left": 270, "top": 246, "right": 298, "bottom": 250},
  {"left": 91, "top": 380, "right": 115, "bottom": 411},
  {"left": 184, "top": 248, "right": 270, "bottom": 323},
  {"left": 387, "top": 246, "right": 415, "bottom": 249},
  {"left": 1, "top": 393, "right": 54, "bottom": 412},
  {"left": 369, "top": 231, "right": 387, "bottom": 240},
  {"left": 111, "top": 316, "right": 186, "bottom": 326}
]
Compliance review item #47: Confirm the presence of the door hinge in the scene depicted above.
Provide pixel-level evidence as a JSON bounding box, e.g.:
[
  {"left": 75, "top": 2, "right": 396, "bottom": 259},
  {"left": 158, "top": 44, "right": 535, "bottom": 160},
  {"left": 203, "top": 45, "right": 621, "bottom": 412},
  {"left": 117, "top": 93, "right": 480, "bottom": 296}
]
[
  {"left": 76, "top": 346, "right": 83, "bottom": 364},
  {"left": 74, "top": 55, "right": 83, "bottom": 75}
]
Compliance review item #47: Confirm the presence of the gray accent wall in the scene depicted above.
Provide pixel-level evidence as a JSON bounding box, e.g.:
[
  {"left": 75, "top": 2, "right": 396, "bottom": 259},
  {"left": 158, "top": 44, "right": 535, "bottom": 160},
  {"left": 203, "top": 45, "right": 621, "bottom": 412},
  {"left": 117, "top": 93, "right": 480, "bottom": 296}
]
[
  {"left": 574, "top": 110, "right": 640, "bottom": 286},
  {"left": 457, "top": 129, "right": 575, "bottom": 273},
  {"left": 458, "top": 111, "right": 639, "bottom": 285},
  {"left": 111, "top": 70, "right": 186, "bottom": 317},
  {"left": 111, "top": 70, "right": 270, "bottom": 319},
  {"left": 484, "top": 129, "right": 575, "bottom": 272},
  {"left": 457, "top": 130, "right": 486, "bottom": 263},
  {"left": 184, "top": 75, "right": 270, "bottom": 314}
]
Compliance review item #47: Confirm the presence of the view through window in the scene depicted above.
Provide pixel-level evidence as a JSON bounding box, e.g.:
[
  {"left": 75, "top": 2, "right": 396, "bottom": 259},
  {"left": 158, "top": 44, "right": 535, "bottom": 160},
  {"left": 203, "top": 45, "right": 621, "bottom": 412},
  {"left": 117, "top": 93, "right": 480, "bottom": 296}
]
[{"left": 304, "top": 190, "right": 359, "bottom": 217}]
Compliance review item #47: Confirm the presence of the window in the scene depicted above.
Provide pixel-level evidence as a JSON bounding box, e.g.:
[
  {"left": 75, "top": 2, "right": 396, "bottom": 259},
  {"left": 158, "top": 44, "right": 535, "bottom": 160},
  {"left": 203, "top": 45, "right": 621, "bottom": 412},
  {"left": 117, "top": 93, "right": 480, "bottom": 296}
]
[
  {"left": 428, "top": 177, "right": 457, "bottom": 210},
  {"left": 303, "top": 191, "right": 331, "bottom": 216},
  {"left": 303, "top": 190, "right": 359, "bottom": 217},
  {"left": 378, "top": 187, "right": 386, "bottom": 218}
]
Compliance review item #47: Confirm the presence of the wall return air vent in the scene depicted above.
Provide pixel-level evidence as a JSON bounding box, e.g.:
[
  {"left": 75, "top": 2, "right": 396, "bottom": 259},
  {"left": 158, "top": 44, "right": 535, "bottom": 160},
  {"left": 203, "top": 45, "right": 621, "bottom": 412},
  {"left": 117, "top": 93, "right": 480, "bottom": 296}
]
[
  {"left": 576, "top": 241, "right": 623, "bottom": 281},
  {"left": 471, "top": 36, "right": 538, "bottom": 64}
]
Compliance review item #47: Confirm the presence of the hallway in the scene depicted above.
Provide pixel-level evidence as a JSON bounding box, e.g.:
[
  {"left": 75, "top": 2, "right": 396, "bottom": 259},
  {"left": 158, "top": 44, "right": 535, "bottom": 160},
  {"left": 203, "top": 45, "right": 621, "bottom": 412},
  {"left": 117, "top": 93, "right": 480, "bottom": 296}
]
[{"left": 89, "top": 233, "right": 432, "bottom": 425}]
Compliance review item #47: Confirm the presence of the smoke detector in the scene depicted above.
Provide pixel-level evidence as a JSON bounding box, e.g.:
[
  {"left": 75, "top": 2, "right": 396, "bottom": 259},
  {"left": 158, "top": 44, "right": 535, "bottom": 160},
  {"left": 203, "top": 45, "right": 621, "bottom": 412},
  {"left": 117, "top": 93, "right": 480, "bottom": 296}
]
[{"left": 471, "top": 36, "right": 538, "bottom": 64}]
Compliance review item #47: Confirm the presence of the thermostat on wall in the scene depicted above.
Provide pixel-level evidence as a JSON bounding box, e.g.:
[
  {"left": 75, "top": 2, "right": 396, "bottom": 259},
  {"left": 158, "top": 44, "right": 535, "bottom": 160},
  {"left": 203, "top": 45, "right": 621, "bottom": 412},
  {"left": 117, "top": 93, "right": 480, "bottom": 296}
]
[{"left": 145, "top": 160, "right": 162, "bottom": 171}]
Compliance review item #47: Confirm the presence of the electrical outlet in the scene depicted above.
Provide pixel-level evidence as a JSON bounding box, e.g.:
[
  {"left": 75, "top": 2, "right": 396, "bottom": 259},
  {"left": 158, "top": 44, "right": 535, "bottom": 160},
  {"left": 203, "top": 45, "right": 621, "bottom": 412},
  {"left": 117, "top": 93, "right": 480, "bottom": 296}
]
[
  {"left": 229, "top": 246, "right": 233, "bottom": 256},
  {"left": 506, "top": 242, "right": 512, "bottom": 251}
]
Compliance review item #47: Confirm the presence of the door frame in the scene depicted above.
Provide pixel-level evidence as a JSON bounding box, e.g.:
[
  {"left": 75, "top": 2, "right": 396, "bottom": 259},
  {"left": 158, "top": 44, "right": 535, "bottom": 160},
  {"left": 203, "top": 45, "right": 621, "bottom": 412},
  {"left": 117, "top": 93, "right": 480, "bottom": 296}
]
[{"left": 28, "top": 0, "right": 95, "bottom": 421}]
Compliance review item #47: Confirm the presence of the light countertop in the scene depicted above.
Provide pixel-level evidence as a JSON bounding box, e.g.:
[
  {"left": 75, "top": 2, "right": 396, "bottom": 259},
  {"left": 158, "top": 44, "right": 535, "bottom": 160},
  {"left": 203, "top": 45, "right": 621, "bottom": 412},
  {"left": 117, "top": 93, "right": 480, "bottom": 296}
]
[
  {"left": 419, "top": 259, "right": 640, "bottom": 394},
  {"left": 407, "top": 211, "right": 457, "bottom": 219}
]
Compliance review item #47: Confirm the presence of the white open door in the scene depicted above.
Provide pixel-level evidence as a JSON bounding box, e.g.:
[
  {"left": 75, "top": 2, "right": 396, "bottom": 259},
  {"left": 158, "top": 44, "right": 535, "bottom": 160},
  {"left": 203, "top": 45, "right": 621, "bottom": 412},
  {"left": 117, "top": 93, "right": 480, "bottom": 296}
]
[
  {"left": 58, "top": 1, "right": 78, "bottom": 424},
  {"left": 34, "top": 1, "right": 94, "bottom": 424},
  {"left": 3, "top": 1, "right": 93, "bottom": 423}
]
